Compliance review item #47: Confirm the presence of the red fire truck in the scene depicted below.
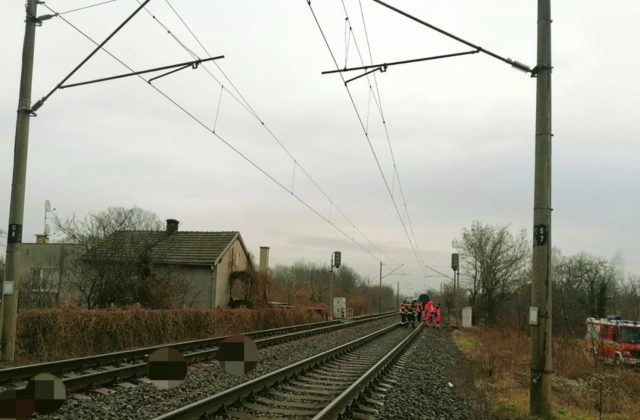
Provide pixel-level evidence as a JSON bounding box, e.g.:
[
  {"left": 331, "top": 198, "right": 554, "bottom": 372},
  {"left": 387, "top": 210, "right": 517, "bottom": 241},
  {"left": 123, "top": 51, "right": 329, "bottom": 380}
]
[{"left": 585, "top": 316, "right": 640, "bottom": 366}]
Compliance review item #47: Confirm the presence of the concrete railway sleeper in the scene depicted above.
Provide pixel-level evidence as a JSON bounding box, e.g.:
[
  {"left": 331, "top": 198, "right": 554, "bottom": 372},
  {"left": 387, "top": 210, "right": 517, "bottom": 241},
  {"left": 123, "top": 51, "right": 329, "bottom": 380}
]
[
  {"left": 153, "top": 322, "right": 422, "bottom": 420},
  {"left": 0, "top": 312, "right": 395, "bottom": 394}
]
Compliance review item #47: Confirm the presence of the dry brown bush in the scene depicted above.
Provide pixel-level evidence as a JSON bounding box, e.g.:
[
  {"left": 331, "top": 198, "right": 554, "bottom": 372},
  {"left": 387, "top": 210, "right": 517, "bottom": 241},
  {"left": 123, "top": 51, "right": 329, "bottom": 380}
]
[
  {"left": 458, "top": 326, "right": 640, "bottom": 419},
  {"left": 16, "top": 304, "right": 326, "bottom": 363}
]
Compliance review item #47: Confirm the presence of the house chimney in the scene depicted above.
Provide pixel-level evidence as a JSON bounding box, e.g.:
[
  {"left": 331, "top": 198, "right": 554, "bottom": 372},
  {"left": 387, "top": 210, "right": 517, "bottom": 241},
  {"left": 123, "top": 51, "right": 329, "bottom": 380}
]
[
  {"left": 166, "top": 219, "right": 179, "bottom": 234},
  {"left": 35, "top": 234, "right": 49, "bottom": 244},
  {"left": 259, "top": 247, "right": 270, "bottom": 273}
]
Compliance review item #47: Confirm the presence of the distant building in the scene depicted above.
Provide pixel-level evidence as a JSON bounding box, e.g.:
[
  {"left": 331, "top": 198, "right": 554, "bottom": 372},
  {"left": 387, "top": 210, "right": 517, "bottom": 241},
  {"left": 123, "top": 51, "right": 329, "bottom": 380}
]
[
  {"left": 19, "top": 235, "right": 81, "bottom": 308},
  {"left": 18, "top": 219, "right": 255, "bottom": 309}
]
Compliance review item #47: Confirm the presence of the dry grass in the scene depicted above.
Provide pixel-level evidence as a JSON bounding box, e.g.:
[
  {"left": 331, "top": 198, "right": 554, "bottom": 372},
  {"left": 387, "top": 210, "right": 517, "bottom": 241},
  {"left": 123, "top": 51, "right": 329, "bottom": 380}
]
[
  {"left": 454, "top": 327, "right": 640, "bottom": 419},
  {"left": 16, "top": 304, "right": 326, "bottom": 363}
]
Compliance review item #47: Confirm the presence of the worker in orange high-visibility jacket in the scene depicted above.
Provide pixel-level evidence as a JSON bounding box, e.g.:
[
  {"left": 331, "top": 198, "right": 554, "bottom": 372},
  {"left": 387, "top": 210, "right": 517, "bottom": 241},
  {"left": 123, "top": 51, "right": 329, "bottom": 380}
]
[
  {"left": 408, "top": 300, "right": 417, "bottom": 328},
  {"left": 423, "top": 299, "right": 434, "bottom": 327},
  {"left": 434, "top": 303, "right": 442, "bottom": 329},
  {"left": 416, "top": 300, "right": 424, "bottom": 323},
  {"left": 399, "top": 300, "right": 409, "bottom": 326}
]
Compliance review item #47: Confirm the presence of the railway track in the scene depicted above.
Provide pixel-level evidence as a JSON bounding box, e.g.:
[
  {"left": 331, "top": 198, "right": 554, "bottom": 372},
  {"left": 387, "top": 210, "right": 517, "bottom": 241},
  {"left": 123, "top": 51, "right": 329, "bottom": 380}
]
[
  {"left": 153, "top": 322, "right": 422, "bottom": 420},
  {"left": 0, "top": 312, "right": 395, "bottom": 394}
]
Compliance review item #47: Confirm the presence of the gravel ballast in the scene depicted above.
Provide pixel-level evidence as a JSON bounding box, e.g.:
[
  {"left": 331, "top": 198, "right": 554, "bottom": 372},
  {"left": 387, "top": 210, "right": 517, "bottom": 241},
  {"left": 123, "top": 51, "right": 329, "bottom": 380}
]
[
  {"left": 39, "top": 317, "right": 398, "bottom": 419},
  {"left": 372, "top": 326, "right": 474, "bottom": 420}
]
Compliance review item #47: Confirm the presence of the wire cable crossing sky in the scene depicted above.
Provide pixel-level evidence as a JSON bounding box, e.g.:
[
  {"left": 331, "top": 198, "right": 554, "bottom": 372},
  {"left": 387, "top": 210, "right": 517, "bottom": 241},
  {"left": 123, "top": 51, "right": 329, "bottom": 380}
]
[
  {"left": 1, "top": 0, "right": 638, "bottom": 293},
  {"left": 306, "top": 0, "right": 427, "bottom": 277},
  {"left": 39, "top": 0, "right": 401, "bottom": 268}
]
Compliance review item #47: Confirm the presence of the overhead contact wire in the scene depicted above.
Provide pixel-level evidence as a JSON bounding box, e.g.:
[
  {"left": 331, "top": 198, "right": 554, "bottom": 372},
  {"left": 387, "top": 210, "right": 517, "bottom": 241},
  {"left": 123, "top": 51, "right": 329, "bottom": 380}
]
[
  {"left": 59, "top": 0, "right": 117, "bottom": 15},
  {"left": 44, "top": 2, "right": 392, "bottom": 265},
  {"left": 351, "top": 0, "right": 426, "bottom": 268},
  {"left": 162, "top": 0, "right": 398, "bottom": 264},
  {"left": 307, "top": 1, "right": 424, "bottom": 273}
]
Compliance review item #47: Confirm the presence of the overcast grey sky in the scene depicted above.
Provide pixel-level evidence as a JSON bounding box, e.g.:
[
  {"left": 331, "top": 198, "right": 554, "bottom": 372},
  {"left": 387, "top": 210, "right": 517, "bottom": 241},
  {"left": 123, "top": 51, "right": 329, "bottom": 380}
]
[{"left": 1, "top": 0, "right": 639, "bottom": 296}]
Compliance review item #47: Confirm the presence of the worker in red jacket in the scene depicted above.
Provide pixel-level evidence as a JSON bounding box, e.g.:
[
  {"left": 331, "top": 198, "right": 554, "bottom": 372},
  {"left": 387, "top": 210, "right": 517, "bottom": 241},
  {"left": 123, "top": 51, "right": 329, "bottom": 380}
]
[
  {"left": 423, "top": 299, "right": 434, "bottom": 327},
  {"left": 434, "top": 303, "right": 442, "bottom": 329}
]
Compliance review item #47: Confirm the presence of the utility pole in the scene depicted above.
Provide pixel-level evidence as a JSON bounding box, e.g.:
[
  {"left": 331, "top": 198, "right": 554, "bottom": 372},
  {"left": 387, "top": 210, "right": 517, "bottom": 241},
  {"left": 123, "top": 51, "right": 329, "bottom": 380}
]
[
  {"left": 1, "top": 0, "right": 39, "bottom": 362},
  {"left": 0, "top": 0, "right": 217, "bottom": 361},
  {"left": 380, "top": 263, "right": 404, "bottom": 314},
  {"left": 530, "top": 0, "right": 553, "bottom": 417},
  {"left": 378, "top": 261, "right": 382, "bottom": 314}
]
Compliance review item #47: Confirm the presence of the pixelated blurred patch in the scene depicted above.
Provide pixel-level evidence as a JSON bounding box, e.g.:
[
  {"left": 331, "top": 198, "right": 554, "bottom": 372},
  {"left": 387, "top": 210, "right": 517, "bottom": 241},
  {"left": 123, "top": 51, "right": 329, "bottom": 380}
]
[
  {"left": 0, "top": 388, "right": 36, "bottom": 419},
  {"left": 217, "top": 335, "right": 258, "bottom": 376},
  {"left": 24, "top": 373, "right": 66, "bottom": 415},
  {"left": 147, "top": 347, "right": 187, "bottom": 390}
]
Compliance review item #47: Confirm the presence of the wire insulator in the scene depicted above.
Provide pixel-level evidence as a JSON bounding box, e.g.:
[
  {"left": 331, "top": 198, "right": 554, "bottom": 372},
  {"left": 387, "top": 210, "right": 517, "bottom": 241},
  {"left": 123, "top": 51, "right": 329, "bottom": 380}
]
[{"left": 507, "top": 58, "right": 532, "bottom": 74}]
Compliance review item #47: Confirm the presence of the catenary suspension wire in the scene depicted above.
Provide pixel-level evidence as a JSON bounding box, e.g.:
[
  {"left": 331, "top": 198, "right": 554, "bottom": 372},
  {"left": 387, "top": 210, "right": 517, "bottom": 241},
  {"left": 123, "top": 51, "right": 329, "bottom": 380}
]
[
  {"left": 307, "top": 1, "right": 426, "bottom": 274},
  {"left": 163, "top": 0, "right": 261, "bottom": 120},
  {"left": 58, "top": 0, "right": 117, "bottom": 15},
  {"left": 31, "top": 0, "right": 152, "bottom": 113},
  {"left": 356, "top": 0, "right": 426, "bottom": 267},
  {"left": 134, "top": 0, "right": 259, "bottom": 120},
  {"left": 343, "top": 0, "right": 427, "bottom": 268},
  {"left": 42, "top": 3, "right": 393, "bottom": 265},
  {"left": 309, "top": 1, "right": 420, "bottom": 266},
  {"left": 157, "top": 0, "right": 399, "bottom": 264}
]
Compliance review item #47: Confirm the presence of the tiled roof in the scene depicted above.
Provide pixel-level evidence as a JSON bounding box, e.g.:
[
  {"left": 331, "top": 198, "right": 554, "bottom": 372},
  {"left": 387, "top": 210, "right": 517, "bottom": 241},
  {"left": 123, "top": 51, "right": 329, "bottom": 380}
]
[{"left": 94, "top": 231, "right": 242, "bottom": 265}]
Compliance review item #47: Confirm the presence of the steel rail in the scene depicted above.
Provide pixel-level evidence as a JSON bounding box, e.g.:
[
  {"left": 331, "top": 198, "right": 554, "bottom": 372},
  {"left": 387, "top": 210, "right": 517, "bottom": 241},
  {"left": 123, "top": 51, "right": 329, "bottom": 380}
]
[
  {"left": 314, "top": 324, "right": 423, "bottom": 419},
  {"left": 153, "top": 322, "right": 402, "bottom": 420},
  {"left": 0, "top": 312, "right": 394, "bottom": 392}
]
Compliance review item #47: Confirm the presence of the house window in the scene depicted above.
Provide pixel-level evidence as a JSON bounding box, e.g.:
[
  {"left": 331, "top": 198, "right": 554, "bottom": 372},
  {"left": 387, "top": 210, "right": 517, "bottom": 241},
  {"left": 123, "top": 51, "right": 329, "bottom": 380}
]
[{"left": 31, "top": 269, "right": 60, "bottom": 293}]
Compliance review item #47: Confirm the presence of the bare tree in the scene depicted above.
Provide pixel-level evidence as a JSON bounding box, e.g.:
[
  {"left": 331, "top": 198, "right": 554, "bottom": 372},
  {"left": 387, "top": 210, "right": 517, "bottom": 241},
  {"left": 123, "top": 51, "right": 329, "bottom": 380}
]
[
  {"left": 269, "top": 261, "right": 395, "bottom": 314},
  {"left": 553, "top": 252, "right": 617, "bottom": 333},
  {"left": 54, "top": 207, "right": 184, "bottom": 308},
  {"left": 452, "top": 221, "right": 529, "bottom": 325},
  {"left": 620, "top": 274, "right": 640, "bottom": 321}
]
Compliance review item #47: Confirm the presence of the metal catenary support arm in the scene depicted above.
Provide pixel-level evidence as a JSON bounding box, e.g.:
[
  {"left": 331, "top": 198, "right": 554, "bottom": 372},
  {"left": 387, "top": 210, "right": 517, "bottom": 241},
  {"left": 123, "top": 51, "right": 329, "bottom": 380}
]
[
  {"left": 59, "top": 56, "right": 224, "bottom": 89},
  {"left": 323, "top": 50, "right": 479, "bottom": 79},
  {"left": 30, "top": 0, "right": 153, "bottom": 113},
  {"left": 371, "top": 0, "right": 533, "bottom": 74}
]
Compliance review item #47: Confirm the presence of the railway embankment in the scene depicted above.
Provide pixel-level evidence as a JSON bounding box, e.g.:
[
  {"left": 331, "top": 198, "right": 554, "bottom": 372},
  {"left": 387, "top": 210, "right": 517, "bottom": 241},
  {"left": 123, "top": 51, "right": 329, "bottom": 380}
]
[{"left": 453, "top": 327, "right": 640, "bottom": 419}]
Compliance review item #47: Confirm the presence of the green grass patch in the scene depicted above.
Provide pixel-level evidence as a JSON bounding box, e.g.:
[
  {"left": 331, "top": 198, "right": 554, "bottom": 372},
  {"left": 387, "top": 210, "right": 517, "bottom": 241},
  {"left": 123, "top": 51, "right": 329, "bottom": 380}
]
[
  {"left": 452, "top": 331, "right": 475, "bottom": 353},
  {"left": 552, "top": 405, "right": 600, "bottom": 420},
  {"left": 493, "top": 401, "right": 528, "bottom": 419}
]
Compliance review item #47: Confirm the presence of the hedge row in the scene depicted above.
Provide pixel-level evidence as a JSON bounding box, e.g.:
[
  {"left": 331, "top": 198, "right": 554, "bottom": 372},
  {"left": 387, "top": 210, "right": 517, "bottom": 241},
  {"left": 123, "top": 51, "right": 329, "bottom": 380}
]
[{"left": 17, "top": 305, "right": 326, "bottom": 362}]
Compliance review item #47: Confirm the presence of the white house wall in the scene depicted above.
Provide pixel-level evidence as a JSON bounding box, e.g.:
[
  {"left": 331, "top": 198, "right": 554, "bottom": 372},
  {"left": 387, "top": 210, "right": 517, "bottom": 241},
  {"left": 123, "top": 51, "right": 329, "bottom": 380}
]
[{"left": 214, "top": 238, "right": 251, "bottom": 308}]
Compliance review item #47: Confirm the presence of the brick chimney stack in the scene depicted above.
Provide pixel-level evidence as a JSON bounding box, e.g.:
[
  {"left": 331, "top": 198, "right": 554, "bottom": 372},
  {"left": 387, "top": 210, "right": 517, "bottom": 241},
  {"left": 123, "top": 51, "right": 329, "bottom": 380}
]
[
  {"left": 259, "top": 247, "right": 270, "bottom": 273},
  {"left": 166, "top": 219, "right": 179, "bottom": 235}
]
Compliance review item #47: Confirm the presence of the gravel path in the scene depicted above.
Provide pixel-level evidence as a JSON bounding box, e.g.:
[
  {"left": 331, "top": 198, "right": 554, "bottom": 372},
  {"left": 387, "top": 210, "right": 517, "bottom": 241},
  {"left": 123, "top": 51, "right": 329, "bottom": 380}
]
[
  {"left": 372, "top": 326, "right": 474, "bottom": 420},
  {"left": 38, "top": 317, "right": 397, "bottom": 419}
]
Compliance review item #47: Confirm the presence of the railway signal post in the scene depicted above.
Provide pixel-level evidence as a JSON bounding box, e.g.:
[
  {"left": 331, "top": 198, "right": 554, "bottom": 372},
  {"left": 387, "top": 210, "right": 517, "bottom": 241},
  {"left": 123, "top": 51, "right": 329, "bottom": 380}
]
[{"left": 330, "top": 251, "right": 341, "bottom": 320}]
